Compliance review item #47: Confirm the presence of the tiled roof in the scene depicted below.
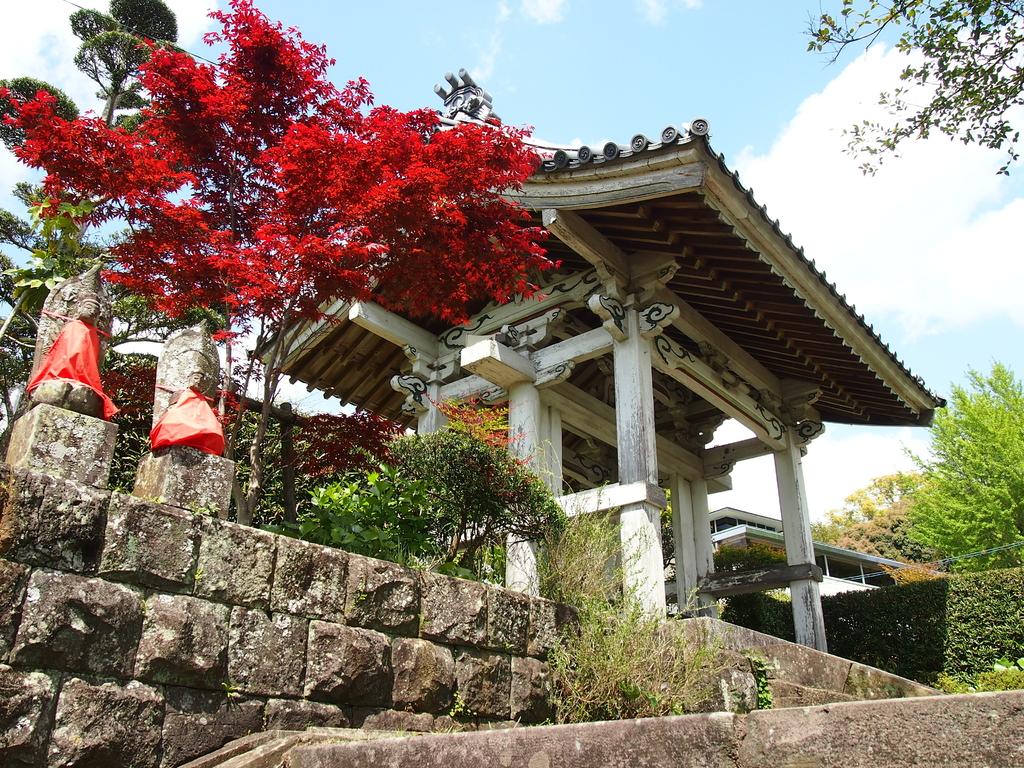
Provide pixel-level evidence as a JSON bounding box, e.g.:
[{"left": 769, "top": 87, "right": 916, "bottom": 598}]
[{"left": 522, "top": 121, "right": 944, "bottom": 411}]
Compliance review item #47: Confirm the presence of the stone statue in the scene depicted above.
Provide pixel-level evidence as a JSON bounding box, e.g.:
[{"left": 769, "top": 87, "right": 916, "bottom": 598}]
[
  {"left": 133, "top": 324, "right": 234, "bottom": 518},
  {"left": 152, "top": 324, "right": 220, "bottom": 426},
  {"left": 28, "top": 265, "right": 113, "bottom": 418},
  {"left": 6, "top": 266, "right": 118, "bottom": 486}
]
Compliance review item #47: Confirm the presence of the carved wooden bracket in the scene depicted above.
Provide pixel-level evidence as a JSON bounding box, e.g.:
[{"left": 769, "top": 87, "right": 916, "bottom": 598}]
[
  {"left": 638, "top": 302, "right": 679, "bottom": 339},
  {"left": 390, "top": 374, "right": 429, "bottom": 414},
  {"left": 587, "top": 294, "right": 627, "bottom": 340},
  {"left": 535, "top": 361, "right": 576, "bottom": 389}
]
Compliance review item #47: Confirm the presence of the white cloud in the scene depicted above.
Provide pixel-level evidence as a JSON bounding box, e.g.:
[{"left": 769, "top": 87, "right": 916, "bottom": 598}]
[
  {"left": 637, "top": 0, "right": 702, "bottom": 25},
  {"left": 521, "top": 0, "right": 567, "bottom": 24},
  {"left": 734, "top": 44, "right": 1024, "bottom": 339},
  {"left": 709, "top": 420, "right": 928, "bottom": 522}
]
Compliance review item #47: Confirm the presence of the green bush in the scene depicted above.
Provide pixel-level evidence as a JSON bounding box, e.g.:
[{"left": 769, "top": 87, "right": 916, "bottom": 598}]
[
  {"left": 275, "top": 465, "right": 442, "bottom": 566},
  {"left": 389, "top": 428, "right": 565, "bottom": 563},
  {"left": 718, "top": 566, "right": 1024, "bottom": 686},
  {"left": 276, "top": 424, "right": 564, "bottom": 581}
]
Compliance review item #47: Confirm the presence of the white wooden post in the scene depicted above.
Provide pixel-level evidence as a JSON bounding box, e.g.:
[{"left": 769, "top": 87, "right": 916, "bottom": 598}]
[
  {"left": 689, "top": 476, "right": 717, "bottom": 614},
  {"left": 540, "top": 405, "right": 563, "bottom": 494},
  {"left": 612, "top": 306, "right": 666, "bottom": 614},
  {"left": 670, "top": 474, "right": 699, "bottom": 608},
  {"left": 774, "top": 437, "right": 828, "bottom": 651},
  {"left": 506, "top": 381, "right": 541, "bottom": 594},
  {"left": 417, "top": 383, "right": 447, "bottom": 434}
]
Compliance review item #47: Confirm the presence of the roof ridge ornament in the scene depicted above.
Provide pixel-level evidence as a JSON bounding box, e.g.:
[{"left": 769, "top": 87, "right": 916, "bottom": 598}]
[{"left": 433, "top": 68, "right": 499, "bottom": 123}]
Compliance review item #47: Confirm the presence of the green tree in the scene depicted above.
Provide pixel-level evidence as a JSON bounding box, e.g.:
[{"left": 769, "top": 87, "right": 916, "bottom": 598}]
[
  {"left": 809, "top": 0, "right": 1024, "bottom": 173},
  {"left": 812, "top": 472, "right": 937, "bottom": 563},
  {"left": 910, "top": 363, "right": 1024, "bottom": 571}
]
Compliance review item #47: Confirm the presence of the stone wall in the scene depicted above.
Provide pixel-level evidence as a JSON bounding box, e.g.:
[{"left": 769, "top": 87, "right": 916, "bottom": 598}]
[{"left": 0, "top": 467, "right": 575, "bottom": 767}]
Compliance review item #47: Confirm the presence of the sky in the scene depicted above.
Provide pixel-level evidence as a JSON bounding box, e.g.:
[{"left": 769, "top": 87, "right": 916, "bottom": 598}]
[{"left": 2, "top": 0, "right": 1023, "bottom": 522}]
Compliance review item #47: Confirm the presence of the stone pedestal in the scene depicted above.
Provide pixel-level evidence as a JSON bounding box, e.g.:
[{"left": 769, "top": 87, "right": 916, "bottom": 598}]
[
  {"left": 133, "top": 446, "right": 234, "bottom": 518},
  {"left": 5, "top": 404, "right": 117, "bottom": 488}
]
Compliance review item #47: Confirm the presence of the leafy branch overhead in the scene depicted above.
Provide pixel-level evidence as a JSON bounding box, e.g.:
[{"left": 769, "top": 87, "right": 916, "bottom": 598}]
[{"left": 809, "top": 0, "right": 1024, "bottom": 173}]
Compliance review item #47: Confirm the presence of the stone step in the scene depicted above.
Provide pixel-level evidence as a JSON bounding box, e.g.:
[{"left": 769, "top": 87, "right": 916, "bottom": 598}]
[
  {"left": 767, "top": 679, "right": 856, "bottom": 709},
  {"left": 200, "top": 690, "right": 1024, "bottom": 767}
]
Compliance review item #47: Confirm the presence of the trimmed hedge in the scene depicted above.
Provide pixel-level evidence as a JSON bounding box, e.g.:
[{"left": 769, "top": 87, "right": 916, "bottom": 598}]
[{"left": 720, "top": 566, "right": 1024, "bottom": 684}]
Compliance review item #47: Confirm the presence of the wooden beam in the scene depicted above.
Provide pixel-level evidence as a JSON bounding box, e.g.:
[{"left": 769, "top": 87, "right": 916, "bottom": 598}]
[
  {"left": 655, "top": 286, "right": 781, "bottom": 399},
  {"left": 531, "top": 327, "right": 613, "bottom": 371},
  {"left": 438, "top": 269, "right": 600, "bottom": 351},
  {"left": 348, "top": 302, "right": 438, "bottom": 358},
  {"left": 543, "top": 208, "right": 630, "bottom": 286},
  {"left": 702, "top": 437, "right": 775, "bottom": 478},
  {"left": 543, "top": 382, "right": 704, "bottom": 481},
  {"left": 460, "top": 339, "right": 535, "bottom": 388},
  {"left": 651, "top": 334, "right": 787, "bottom": 450},
  {"left": 556, "top": 481, "right": 666, "bottom": 517},
  {"left": 698, "top": 563, "right": 823, "bottom": 597}
]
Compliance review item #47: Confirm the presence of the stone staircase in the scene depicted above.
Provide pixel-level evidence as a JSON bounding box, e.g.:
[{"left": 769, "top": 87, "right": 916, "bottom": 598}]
[
  {"left": 187, "top": 617, "right": 954, "bottom": 767},
  {"left": 185, "top": 689, "right": 1024, "bottom": 767}
]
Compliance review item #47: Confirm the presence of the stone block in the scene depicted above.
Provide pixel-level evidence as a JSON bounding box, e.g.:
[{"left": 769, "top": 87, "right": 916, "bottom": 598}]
[
  {"left": 270, "top": 537, "right": 348, "bottom": 622},
  {"left": 344, "top": 554, "right": 419, "bottom": 635},
  {"left": 0, "top": 469, "right": 109, "bottom": 572},
  {"left": 264, "top": 699, "right": 351, "bottom": 731},
  {"left": 0, "top": 560, "right": 29, "bottom": 660},
  {"left": 510, "top": 656, "right": 553, "bottom": 724},
  {"left": 99, "top": 495, "right": 198, "bottom": 590},
  {"left": 0, "top": 665, "right": 57, "bottom": 767},
  {"left": 844, "top": 661, "right": 938, "bottom": 700},
  {"left": 290, "top": 709, "right": 739, "bottom": 768},
  {"left": 305, "top": 621, "right": 392, "bottom": 707},
  {"left": 48, "top": 677, "right": 163, "bottom": 768},
  {"left": 160, "top": 687, "right": 264, "bottom": 768},
  {"left": 5, "top": 404, "right": 117, "bottom": 487},
  {"left": 228, "top": 607, "right": 307, "bottom": 697},
  {"left": 769, "top": 680, "right": 855, "bottom": 708},
  {"left": 485, "top": 587, "right": 529, "bottom": 655},
  {"left": 527, "top": 597, "right": 557, "bottom": 658},
  {"left": 752, "top": 643, "right": 851, "bottom": 692},
  {"left": 454, "top": 650, "right": 511, "bottom": 721},
  {"left": 136, "top": 593, "right": 229, "bottom": 689},
  {"left": 419, "top": 572, "right": 487, "bottom": 648},
  {"left": 357, "top": 709, "right": 438, "bottom": 732},
  {"left": 10, "top": 569, "right": 143, "bottom": 677},
  {"left": 133, "top": 446, "right": 234, "bottom": 518},
  {"left": 391, "top": 638, "right": 455, "bottom": 713},
  {"left": 194, "top": 517, "right": 275, "bottom": 608},
  {"left": 737, "top": 690, "right": 1024, "bottom": 768}
]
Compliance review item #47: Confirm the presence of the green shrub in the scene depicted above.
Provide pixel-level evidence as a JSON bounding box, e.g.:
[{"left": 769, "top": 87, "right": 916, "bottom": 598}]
[
  {"left": 717, "top": 565, "right": 1024, "bottom": 686},
  {"left": 275, "top": 464, "right": 441, "bottom": 566},
  {"left": 389, "top": 428, "right": 565, "bottom": 563},
  {"left": 276, "top": 424, "right": 565, "bottom": 581},
  {"left": 975, "top": 659, "right": 1024, "bottom": 692}
]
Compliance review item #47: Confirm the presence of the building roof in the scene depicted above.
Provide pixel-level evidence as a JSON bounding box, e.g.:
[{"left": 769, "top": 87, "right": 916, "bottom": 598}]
[{"left": 278, "top": 76, "right": 944, "bottom": 433}]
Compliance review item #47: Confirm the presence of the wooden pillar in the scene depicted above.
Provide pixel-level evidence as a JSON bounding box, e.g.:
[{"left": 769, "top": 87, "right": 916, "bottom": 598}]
[
  {"left": 280, "top": 402, "right": 297, "bottom": 523},
  {"left": 506, "top": 381, "right": 541, "bottom": 594},
  {"left": 540, "top": 405, "right": 563, "bottom": 494},
  {"left": 613, "top": 307, "right": 666, "bottom": 614},
  {"left": 670, "top": 474, "right": 698, "bottom": 608},
  {"left": 774, "top": 437, "right": 827, "bottom": 651},
  {"left": 417, "top": 383, "right": 447, "bottom": 434},
  {"left": 689, "top": 476, "right": 717, "bottom": 614}
]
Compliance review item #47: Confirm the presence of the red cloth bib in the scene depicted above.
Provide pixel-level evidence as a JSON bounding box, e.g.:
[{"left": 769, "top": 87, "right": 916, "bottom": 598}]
[
  {"left": 150, "top": 388, "right": 225, "bottom": 456},
  {"left": 26, "top": 319, "right": 118, "bottom": 420}
]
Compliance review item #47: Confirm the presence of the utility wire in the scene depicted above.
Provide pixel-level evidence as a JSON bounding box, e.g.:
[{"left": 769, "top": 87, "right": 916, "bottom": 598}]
[{"left": 56, "top": 0, "right": 222, "bottom": 68}]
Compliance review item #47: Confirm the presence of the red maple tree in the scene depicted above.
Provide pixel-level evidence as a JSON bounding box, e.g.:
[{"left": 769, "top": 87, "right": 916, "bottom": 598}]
[{"left": 4, "top": 0, "right": 550, "bottom": 521}]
